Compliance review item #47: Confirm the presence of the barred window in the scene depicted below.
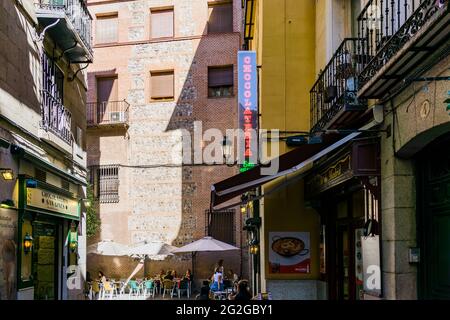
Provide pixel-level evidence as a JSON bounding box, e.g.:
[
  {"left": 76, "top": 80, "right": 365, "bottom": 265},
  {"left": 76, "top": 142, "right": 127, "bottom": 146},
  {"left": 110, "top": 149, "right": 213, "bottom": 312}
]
[
  {"left": 89, "top": 165, "right": 119, "bottom": 203},
  {"left": 206, "top": 209, "right": 236, "bottom": 245}
]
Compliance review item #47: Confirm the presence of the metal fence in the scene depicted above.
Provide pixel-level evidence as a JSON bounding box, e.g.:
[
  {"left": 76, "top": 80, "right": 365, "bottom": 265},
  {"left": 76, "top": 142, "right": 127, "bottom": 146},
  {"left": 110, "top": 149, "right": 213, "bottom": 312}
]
[{"left": 357, "top": 0, "right": 447, "bottom": 86}]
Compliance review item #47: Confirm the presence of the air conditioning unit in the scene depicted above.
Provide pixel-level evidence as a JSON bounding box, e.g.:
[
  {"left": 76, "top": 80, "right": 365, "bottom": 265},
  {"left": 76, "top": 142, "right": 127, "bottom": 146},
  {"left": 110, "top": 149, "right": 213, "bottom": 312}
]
[{"left": 110, "top": 111, "right": 125, "bottom": 122}]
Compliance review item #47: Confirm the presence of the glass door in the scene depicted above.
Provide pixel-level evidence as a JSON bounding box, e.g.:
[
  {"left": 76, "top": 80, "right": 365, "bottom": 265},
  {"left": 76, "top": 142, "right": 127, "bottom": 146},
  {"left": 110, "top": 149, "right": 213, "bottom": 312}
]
[{"left": 32, "top": 221, "right": 58, "bottom": 300}]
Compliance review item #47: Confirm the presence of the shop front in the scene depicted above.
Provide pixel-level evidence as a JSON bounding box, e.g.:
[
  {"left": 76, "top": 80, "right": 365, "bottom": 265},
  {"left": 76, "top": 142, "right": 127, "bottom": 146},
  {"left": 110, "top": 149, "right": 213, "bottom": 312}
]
[
  {"left": 17, "top": 176, "right": 81, "bottom": 300},
  {"left": 305, "top": 137, "right": 381, "bottom": 300}
]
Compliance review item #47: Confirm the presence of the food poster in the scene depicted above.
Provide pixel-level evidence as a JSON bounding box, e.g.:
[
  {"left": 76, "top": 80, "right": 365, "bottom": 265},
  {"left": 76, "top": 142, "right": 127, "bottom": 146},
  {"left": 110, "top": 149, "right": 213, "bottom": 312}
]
[{"left": 269, "top": 232, "right": 310, "bottom": 274}]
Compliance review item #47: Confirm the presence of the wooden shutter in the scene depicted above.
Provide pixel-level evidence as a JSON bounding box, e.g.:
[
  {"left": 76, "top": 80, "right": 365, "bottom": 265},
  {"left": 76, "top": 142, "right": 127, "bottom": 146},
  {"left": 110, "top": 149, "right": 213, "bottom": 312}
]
[
  {"left": 96, "top": 14, "right": 118, "bottom": 44},
  {"left": 151, "top": 71, "right": 174, "bottom": 99},
  {"left": 208, "top": 66, "right": 233, "bottom": 87},
  {"left": 151, "top": 9, "right": 174, "bottom": 39},
  {"left": 97, "top": 77, "right": 118, "bottom": 103},
  {"left": 207, "top": 209, "right": 235, "bottom": 245},
  {"left": 208, "top": 2, "right": 233, "bottom": 33}
]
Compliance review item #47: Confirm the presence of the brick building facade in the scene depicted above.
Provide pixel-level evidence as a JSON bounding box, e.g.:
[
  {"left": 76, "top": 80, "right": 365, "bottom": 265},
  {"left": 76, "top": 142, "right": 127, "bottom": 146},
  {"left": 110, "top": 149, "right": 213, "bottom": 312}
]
[{"left": 86, "top": 0, "right": 247, "bottom": 284}]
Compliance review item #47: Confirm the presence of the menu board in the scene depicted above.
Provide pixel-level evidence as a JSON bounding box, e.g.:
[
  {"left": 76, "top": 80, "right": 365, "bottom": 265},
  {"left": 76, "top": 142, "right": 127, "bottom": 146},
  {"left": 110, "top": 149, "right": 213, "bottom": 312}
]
[{"left": 362, "top": 235, "right": 381, "bottom": 297}]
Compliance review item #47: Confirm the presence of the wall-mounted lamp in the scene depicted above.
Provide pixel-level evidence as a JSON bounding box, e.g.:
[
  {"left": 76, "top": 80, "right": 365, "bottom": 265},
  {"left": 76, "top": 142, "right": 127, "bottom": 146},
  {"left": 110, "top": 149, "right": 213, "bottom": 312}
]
[
  {"left": 249, "top": 244, "right": 259, "bottom": 255},
  {"left": 23, "top": 233, "right": 33, "bottom": 254},
  {"left": 0, "top": 168, "right": 14, "bottom": 180},
  {"left": 69, "top": 222, "right": 78, "bottom": 253},
  {"left": 244, "top": 217, "right": 261, "bottom": 252},
  {"left": 0, "top": 199, "right": 15, "bottom": 208},
  {"left": 69, "top": 233, "right": 78, "bottom": 252},
  {"left": 82, "top": 198, "right": 91, "bottom": 208}
]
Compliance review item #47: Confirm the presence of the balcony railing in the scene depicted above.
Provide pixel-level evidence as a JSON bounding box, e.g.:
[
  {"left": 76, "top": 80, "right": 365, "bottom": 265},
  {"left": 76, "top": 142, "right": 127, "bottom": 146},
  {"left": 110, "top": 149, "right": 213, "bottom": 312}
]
[
  {"left": 35, "top": 0, "right": 93, "bottom": 57},
  {"left": 87, "top": 101, "right": 130, "bottom": 127},
  {"left": 310, "top": 38, "right": 368, "bottom": 133},
  {"left": 357, "top": 0, "right": 448, "bottom": 91},
  {"left": 40, "top": 90, "right": 73, "bottom": 145}
]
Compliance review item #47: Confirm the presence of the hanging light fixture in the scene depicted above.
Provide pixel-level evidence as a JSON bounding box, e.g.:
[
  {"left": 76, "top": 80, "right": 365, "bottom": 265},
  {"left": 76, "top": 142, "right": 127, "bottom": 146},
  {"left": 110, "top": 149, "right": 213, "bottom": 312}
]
[
  {"left": 23, "top": 233, "right": 33, "bottom": 254},
  {"left": 222, "top": 136, "right": 236, "bottom": 167}
]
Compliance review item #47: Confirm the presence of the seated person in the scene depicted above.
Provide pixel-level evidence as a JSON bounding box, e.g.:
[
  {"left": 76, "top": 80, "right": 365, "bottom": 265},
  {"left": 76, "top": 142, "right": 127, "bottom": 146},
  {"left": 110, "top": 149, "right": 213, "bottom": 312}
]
[
  {"left": 183, "top": 269, "right": 192, "bottom": 281},
  {"left": 196, "top": 280, "right": 211, "bottom": 300},
  {"left": 227, "top": 269, "right": 239, "bottom": 283},
  {"left": 228, "top": 280, "right": 252, "bottom": 301},
  {"left": 163, "top": 270, "right": 174, "bottom": 281},
  {"left": 98, "top": 271, "right": 107, "bottom": 284}
]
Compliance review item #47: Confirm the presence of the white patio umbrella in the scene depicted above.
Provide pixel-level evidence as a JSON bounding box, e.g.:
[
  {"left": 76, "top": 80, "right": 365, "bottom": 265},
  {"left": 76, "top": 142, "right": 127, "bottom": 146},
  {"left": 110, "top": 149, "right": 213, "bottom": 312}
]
[
  {"left": 172, "top": 236, "right": 240, "bottom": 279},
  {"left": 87, "top": 240, "right": 129, "bottom": 256},
  {"left": 123, "top": 240, "right": 178, "bottom": 287},
  {"left": 172, "top": 236, "right": 239, "bottom": 253},
  {"left": 127, "top": 240, "right": 178, "bottom": 259}
]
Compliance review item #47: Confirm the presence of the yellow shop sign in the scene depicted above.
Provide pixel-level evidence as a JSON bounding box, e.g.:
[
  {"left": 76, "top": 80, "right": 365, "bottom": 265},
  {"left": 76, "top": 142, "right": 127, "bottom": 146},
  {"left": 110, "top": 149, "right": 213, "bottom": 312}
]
[{"left": 26, "top": 188, "right": 79, "bottom": 218}]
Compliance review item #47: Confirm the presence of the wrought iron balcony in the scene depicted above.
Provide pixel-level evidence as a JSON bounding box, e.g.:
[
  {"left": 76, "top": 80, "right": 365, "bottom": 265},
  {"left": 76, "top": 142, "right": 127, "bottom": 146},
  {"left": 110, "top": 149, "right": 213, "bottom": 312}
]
[
  {"left": 87, "top": 101, "right": 130, "bottom": 128},
  {"left": 310, "top": 38, "right": 368, "bottom": 133},
  {"left": 35, "top": 0, "right": 93, "bottom": 62},
  {"left": 40, "top": 90, "right": 73, "bottom": 145},
  {"left": 357, "top": 0, "right": 449, "bottom": 98}
]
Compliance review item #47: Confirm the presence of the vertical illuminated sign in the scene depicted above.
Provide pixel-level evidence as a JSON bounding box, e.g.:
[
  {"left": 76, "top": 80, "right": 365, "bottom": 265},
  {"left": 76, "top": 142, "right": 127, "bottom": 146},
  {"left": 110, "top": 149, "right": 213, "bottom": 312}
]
[{"left": 238, "top": 51, "right": 258, "bottom": 172}]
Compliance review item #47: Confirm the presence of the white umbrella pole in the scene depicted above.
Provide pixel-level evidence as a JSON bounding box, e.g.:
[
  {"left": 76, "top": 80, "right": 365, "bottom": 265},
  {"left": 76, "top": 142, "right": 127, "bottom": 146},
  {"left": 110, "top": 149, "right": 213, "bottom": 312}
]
[{"left": 124, "top": 258, "right": 145, "bottom": 287}]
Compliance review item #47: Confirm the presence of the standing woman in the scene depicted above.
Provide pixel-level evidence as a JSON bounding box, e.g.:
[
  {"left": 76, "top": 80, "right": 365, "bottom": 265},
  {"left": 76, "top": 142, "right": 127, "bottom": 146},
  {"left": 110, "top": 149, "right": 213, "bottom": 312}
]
[
  {"left": 216, "top": 259, "right": 224, "bottom": 274},
  {"left": 210, "top": 267, "right": 224, "bottom": 292}
]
